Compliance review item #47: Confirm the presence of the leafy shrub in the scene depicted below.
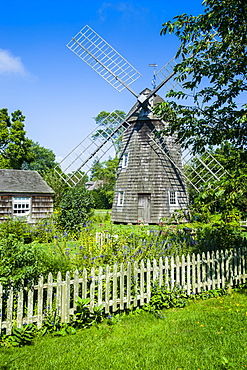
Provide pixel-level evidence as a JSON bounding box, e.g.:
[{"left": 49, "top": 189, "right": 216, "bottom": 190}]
[
  {"left": 0, "top": 237, "right": 43, "bottom": 287},
  {"left": 0, "top": 217, "right": 33, "bottom": 244},
  {"left": 145, "top": 284, "right": 188, "bottom": 311},
  {"left": 57, "top": 187, "right": 94, "bottom": 232}
]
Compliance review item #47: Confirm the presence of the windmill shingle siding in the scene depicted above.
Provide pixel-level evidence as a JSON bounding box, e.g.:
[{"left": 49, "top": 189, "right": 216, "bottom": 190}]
[
  {"left": 0, "top": 169, "right": 54, "bottom": 223},
  {"left": 111, "top": 89, "right": 188, "bottom": 224}
]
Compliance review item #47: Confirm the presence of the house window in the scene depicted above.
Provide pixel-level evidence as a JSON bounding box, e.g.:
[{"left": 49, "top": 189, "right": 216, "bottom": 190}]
[
  {"left": 12, "top": 197, "right": 31, "bottom": 216},
  {"left": 169, "top": 191, "right": 178, "bottom": 206},
  {"left": 117, "top": 191, "right": 124, "bottom": 206},
  {"left": 122, "top": 153, "right": 129, "bottom": 168}
]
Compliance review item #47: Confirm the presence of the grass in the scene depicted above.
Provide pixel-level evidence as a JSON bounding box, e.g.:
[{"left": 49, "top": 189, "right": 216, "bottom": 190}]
[{"left": 1, "top": 289, "right": 247, "bottom": 370}]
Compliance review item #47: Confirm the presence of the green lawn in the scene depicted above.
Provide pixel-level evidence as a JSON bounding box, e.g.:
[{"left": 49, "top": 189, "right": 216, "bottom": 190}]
[{"left": 1, "top": 289, "right": 247, "bottom": 370}]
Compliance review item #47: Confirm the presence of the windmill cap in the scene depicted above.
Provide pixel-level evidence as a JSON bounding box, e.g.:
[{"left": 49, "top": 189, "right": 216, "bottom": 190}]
[{"left": 127, "top": 88, "right": 165, "bottom": 121}]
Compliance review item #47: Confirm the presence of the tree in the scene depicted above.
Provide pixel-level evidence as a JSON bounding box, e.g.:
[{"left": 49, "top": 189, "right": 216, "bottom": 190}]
[
  {"left": 92, "top": 110, "right": 126, "bottom": 154},
  {"left": 57, "top": 187, "right": 94, "bottom": 232},
  {"left": 153, "top": 0, "right": 247, "bottom": 153},
  {"left": 0, "top": 109, "right": 34, "bottom": 168},
  {"left": 188, "top": 144, "right": 247, "bottom": 220},
  {"left": 43, "top": 168, "right": 69, "bottom": 207},
  {"left": 90, "top": 157, "right": 119, "bottom": 208},
  {"left": 21, "top": 140, "right": 57, "bottom": 175}
]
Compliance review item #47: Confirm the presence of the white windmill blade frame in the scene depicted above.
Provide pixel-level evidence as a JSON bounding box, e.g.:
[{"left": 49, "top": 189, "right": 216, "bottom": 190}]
[
  {"left": 156, "top": 30, "right": 219, "bottom": 94},
  {"left": 148, "top": 121, "right": 228, "bottom": 192},
  {"left": 54, "top": 111, "right": 130, "bottom": 187},
  {"left": 67, "top": 25, "right": 141, "bottom": 95}
]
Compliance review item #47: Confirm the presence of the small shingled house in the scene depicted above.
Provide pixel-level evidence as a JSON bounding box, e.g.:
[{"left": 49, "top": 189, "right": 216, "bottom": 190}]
[{"left": 0, "top": 169, "right": 54, "bottom": 223}]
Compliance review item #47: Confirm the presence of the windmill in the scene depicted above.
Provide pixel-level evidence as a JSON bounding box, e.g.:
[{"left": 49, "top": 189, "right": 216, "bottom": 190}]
[{"left": 55, "top": 25, "right": 227, "bottom": 224}]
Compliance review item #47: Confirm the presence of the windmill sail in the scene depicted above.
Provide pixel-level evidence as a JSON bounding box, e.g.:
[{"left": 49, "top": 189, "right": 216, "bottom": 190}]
[
  {"left": 54, "top": 111, "right": 130, "bottom": 187},
  {"left": 67, "top": 25, "right": 141, "bottom": 96}
]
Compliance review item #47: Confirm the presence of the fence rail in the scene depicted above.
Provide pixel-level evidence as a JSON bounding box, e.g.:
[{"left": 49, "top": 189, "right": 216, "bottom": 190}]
[{"left": 0, "top": 246, "right": 247, "bottom": 335}]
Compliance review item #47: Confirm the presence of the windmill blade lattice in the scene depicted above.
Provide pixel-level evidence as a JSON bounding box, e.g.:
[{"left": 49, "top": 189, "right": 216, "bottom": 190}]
[
  {"left": 156, "top": 55, "right": 185, "bottom": 92},
  {"left": 67, "top": 25, "right": 142, "bottom": 95},
  {"left": 54, "top": 111, "right": 130, "bottom": 187},
  {"left": 147, "top": 125, "right": 228, "bottom": 192}
]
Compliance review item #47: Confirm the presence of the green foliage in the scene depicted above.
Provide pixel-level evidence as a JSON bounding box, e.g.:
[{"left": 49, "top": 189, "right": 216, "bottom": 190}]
[
  {"left": 0, "top": 237, "right": 42, "bottom": 287},
  {"left": 43, "top": 169, "right": 69, "bottom": 207},
  {"left": 74, "top": 297, "right": 104, "bottom": 328},
  {"left": 0, "top": 109, "right": 34, "bottom": 169},
  {"left": 154, "top": 0, "right": 247, "bottom": 152},
  {"left": 91, "top": 157, "right": 119, "bottom": 208},
  {"left": 57, "top": 187, "right": 94, "bottom": 232},
  {"left": 2, "top": 324, "right": 36, "bottom": 347},
  {"left": 187, "top": 144, "right": 247, "bottom": 220},
  {"left": 21, "top": 141, "right": 57, "bottom": 175},
  {"left": 92, "top": 110, "right": 126, "bottom": 154},
  {"left": 144, "top": 284, "right": 188, "bottom": 312}
]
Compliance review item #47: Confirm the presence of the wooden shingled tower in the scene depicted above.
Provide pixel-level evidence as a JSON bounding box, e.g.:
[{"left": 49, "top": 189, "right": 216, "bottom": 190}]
[
  {"left": 111, "top": 88, "right": 187, "bottom": 224},
  {"left": 55, "top": 25, "right": 227, "bottom": 224}
]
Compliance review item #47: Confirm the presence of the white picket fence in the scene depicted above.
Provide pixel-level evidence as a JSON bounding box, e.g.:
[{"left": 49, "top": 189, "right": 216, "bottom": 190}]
[{"left": 0, "top": 246, "right": 247, "bottom": 335}]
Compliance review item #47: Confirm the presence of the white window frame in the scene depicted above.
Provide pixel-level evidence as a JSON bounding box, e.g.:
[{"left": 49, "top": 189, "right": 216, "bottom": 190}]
[
  {"left": 117, "top": 191, "right": 124, "bottom": 206},
  {"left": 168, "top": 191, "right": 178, "bottom": 206},
  {"left": 122, "top": 153, "right": 129, "bottom": 168},
  {"left": 12, "top": 197, "right": 31, "bottom": 218}
]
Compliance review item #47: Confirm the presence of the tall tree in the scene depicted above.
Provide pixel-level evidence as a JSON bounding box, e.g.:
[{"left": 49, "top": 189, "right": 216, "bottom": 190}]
[
  {"left": 90, "top": 157, "right": 119, "bottom": 208},
  {"left": 92, "top": 110, "right": 126, "bottom": 154},
  {"left": 0, "top": 109, "right": 34, "bottom": 169},
  {"left": 153, "top": 0, "right": 247, "bottom": 153},
  {"left": 21, "top": 140, "right": 57, "bottom": 175}
]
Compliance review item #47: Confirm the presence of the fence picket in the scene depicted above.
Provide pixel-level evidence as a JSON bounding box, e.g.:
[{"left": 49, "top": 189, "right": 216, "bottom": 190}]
[
  {"left": 73, "top": 270, "right": 79, "bottom": 313},
  {"left": 113, "top": 264, "right": 118, "bottom": 312},
  {"left": 201, "top": 252, "right": 206, "bottom": 291},
  {"left": 0, "top": 284, "right": 3, "bottom": 335},
  {"left": 164, "top": 257, "right": 169, "bottom": 289},
  {"left": 159, "top": 257, "right": 163, "bottom": 287},
  {"left": 120, "top": 263, "right": 124, "bottom": 310},
  {"left": 62, "top": 271, "right": 70, "bottom": 322},
  {"left": 56, "top": 271, "right": 62, "bottom": 315},
  {"left": 105, "top": 264, "right": 110, "bottom": 313},
  {"left": 170, "top": 257, "right": 175, "bottom": 289},
  {"left": 242, "top": 246, "right": 246, "bottom": 284},
  {"left": 181, "top": 255, "right": 185, "bottom": 288},
  {"left": 17, "top": 287, "right": 24, "bottom": 329},
  {"left": 6, "top": 287, "right": 13, "bottom": 335},
  {"left": 133, "top": 261, "right": 138, "bottom": 307},
  {"left": 97, "top": 266, "right": 103, "bottom": 307},
  {"left": 47, "top": 273, "right": 53, "bottom": 314},
  {"left": 215, "top": 250, "right": 221, "bottom": 288},
  {"left": 37, "top": 275, "right": 44, "bottom": 329},
  {"left": 186, "top": 254, "right": 191, "bottom": 295},
  {"left": 89, "top": 268, "right": 95, "bottom": 313},
  {"left": 126, "top": 262, "right": 131, "bottom": 309},
  {"left": 146, "top": 259, "right": 151, "bottom": 303},
  {"left": 27, "top": 288, "right": 34, "bottom": 325},
  {"left": 81, "top": 268, "right": 87, "bottom": 300},
  {"left": 191, "top": 253, "right": 196, "bottom": 294},
  {"left": 140, "top": 260, "right": 144, "bottom": 306}
]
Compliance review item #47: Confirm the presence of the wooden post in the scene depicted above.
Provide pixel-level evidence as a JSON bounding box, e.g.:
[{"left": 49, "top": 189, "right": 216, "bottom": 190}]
[
  {"left": 6, "top": 287, "right": 13, "bottom": 335},
  {"left": 120, "top": 263, "right": 125, "bottom": 310},
  {"left": 0, "top": 284, "right": 3, "bottom": 335},
  {"left": 105, "top": 264, "right": 110, "bottom": 313},
  {"left": 56, "top": 271, "right": 62, "bottom": 316},
  {"left": 37, "top": 275, "right": 44, "bottom": 329},
  {"left": 126, "top": 262, "right": 131, "bottom": 309}
]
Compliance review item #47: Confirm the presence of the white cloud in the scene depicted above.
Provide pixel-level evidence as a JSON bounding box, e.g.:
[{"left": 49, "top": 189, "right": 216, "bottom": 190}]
[{"left": 0, "top": 49, "right": 27, "bottom": 76}]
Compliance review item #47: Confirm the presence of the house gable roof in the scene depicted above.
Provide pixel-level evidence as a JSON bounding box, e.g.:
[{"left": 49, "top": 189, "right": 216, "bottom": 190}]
[{"left": 0, "top": 169, "right": 54, "bottom": 194}]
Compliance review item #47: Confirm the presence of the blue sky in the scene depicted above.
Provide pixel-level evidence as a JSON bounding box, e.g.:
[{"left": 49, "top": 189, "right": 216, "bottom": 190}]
[{"left": 0, "top": 0, "right": 205, "bottom": 162}]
